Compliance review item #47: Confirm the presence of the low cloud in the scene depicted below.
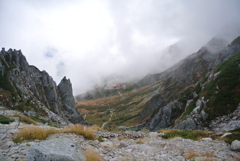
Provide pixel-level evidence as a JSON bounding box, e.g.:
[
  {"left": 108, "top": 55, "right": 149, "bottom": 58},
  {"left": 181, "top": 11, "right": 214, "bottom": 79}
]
[{"left": 0, "top": 0, "right": 240, "bottom": 95}]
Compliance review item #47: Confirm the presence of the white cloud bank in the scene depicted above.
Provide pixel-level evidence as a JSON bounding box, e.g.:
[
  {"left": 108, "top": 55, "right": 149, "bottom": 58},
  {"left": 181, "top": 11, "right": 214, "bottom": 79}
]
[{"left": 0, "top": 0, "right": 240, "bottom": 95}]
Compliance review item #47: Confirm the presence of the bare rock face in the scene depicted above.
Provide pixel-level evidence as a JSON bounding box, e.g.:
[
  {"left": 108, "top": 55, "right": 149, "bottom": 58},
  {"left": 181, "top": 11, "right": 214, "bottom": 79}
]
[
  {"left": 26, "top": 138, "right": 86, "bottom": 161},
  {"left": 174, "top": 118, "right": 197, "bottom": 130},
  {"left": 146, "top": 101, "right": 184, "bottom": 131},
  {"left": 0, "top": 48, "right": 86, "bottom": 125},
  {"left": 58, "top": 77, "right": 85, "bottom": 124}
]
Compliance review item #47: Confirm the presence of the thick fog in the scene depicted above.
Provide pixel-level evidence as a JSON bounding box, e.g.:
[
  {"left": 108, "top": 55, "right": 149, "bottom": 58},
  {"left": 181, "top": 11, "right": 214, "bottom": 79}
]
[{"left": 0, "top": 0, "right": 240, "bottom": 95}]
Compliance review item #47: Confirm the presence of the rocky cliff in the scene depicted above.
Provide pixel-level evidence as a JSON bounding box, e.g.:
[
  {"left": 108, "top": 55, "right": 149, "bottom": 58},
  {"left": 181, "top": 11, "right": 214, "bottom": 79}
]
[
  {"left": 143, "top": 36, "right": 240, "bottom": 131},
  {"left": 0, "top": 48, "right": 86, "bottom": 125}
]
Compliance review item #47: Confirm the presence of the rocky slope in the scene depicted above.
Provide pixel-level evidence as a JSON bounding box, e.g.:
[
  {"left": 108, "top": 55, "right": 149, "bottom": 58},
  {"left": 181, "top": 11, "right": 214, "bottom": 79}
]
[
  {"left": 0, "top": 48, "right": 86, "bottom": 125},
  {"left": 144, "top": 36, "right": 240, "bottom": 131},
  {"left": 76, "top": 36, "right": 240, "bottom": 131},
  {"left": 0, "top": 122, "right": 240, "bottom": 161}
]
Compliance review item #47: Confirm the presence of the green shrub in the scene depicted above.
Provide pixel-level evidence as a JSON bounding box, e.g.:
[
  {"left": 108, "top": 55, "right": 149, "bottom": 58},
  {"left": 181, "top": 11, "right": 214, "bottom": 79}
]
[
  {"left": 162, "top": 130, "right": 209, "bottom": 140},
  {"left": 0, "top": 114, "right": 14, "bottom": 124},
  {"left": 0, "top": 74, "right": 13, "bottom": 92}
]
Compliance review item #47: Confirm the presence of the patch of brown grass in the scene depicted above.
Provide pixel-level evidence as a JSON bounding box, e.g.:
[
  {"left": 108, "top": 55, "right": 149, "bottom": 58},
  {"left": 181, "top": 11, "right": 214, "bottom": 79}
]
[
  {"left": 118, "top": 136, "right": 125, "bottom": 140},
  {"left": 63, "top": 124, "right": 97, "bottom": 140},
  {"left": 141, "top": 129, "right": 150, "bottom": 132},
  {"left": 13, "top": 125, "right": 58, "bottom": 142},
  {"left": 90, "top": 125, "right": 104, "bottom": 132},
  {"left": 203, "top": 151, "right": 215, "bottom": 158},
  {"left": 157, "top": 129, "right": 179, "bottom": 134},
  {"left": 136, "top": 140, "right": 144, "bottom": 144},
  {"left": 85, "top": 148, "right": 102, "bottom": 161},
  {"left": 14, "top": 124, "right": 97, "bottom": 142},
  {"left": 184, "top": 150, "right": 200, "bottom": 160},
  {"left": 14, "top": 113, "right": 39, "bottom": 125}
]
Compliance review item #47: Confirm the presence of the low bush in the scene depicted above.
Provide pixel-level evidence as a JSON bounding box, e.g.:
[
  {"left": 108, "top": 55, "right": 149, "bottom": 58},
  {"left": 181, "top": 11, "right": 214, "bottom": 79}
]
[
  {"left": 0, "top": 114, "right": 14, "bottom": 124},
  {"left": 157, "top": 129, "right": 179, "bottom": 134},
  {"left": 161, "top": 130, "right": 209, "bottom": 140},
  {"left": 97, "top": 136, "right": 104, "bottom": 142}
]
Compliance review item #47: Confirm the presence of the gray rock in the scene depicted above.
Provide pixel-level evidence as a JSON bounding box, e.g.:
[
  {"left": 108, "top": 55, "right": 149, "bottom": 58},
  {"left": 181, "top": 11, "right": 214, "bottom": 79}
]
[
  {"left": 201, "top": 110, "right": 208, "bottom": 120},
  {"left": 119, "top": 142, "right": 128, "bottom": 148},
  {"left": 1, "top": 141, "right": 14, "bottom": 150},
  {"left": 201, "top": 138, "right": 212, "bottom": 141},
  {"left": 147, "top": 101, "right": 183, "bottom": 131},
  {"left": 58, "top": 77, "right": 86, "bottom": 125},
  {"left": 26, "top": 138, "right": 86, "bottom": 161},
  {"left": 191, "top": 106, "right": 200, "bottom": 115},
  {"left": 0, "top": 48, "right": 86, "bottom": 126},
  {"left": 220, "top": 133, "right": 232, "bottom": 138},
  {"left": 100, "top": 142, "right": 114, "bottom": 149},
  {"left": 174, "top": 118, "right": 197, "bottom": 130},
  {"left": 230, "top": 140, "right": 240, "bottom": 151}
]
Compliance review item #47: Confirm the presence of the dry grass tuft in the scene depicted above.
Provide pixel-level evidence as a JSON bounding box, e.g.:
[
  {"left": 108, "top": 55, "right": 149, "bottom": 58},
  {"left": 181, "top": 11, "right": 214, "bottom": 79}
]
[
  {"left": 141, "top": 129, "right": 150, "bottom": 132},
  {"left": 157, "top": 129, "right": 179, "bottom": 134},
  {"left": 14, "top": 113, "right": 39, "bottom": 125},
  {"left": 89, "top": 125, "right": 104, "bottom": 132},
  {"left": 136, "top": 140, "right": 144, "bottom": 144},
  {"left": 118, "top": 136, "right": 125, "bottom": 140},
  {"left": 63, "top": 124, "right": 97, "bottom": 140},
  {"left": 14, "top": 125, "right": 58, "bottom": 142},
  {"left": 203, "top": 151, "right": 215, "bottom": 158},
  {"left": 63, "top": 124, "right": 84, "bottom": 134},
  {"left": 14, "top": 124, "right": 97, "bottom": 142},
  {"left": 85, "top": 148, "right": 102, "bottom": 161},
  {"left": 184, "top": 150, "right": 200, "bottom": 160}
]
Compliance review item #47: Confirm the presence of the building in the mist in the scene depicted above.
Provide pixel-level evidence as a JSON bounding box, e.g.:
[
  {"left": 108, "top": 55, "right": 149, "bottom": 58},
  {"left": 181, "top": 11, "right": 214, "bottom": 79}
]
[{"left": 104, "top": 83, "right": 126, "bottom": 89}]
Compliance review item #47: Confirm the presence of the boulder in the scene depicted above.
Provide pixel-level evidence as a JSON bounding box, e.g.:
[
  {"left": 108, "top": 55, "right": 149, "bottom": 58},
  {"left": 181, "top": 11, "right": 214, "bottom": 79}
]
[
  {"left": 230, "top": 140, "right": 240, "bottom": 152},
  {"left": 201, "top": 138, "right": 212, "bottom": 141},
  {"left": 26, "top": 138, "right": 86, "bottom": 161},
  {"left": 100, "top": 142, "right": 114, "bottom": 149},
  {"left": 174, "top": 118, "right": 197, "bottom": 130}
]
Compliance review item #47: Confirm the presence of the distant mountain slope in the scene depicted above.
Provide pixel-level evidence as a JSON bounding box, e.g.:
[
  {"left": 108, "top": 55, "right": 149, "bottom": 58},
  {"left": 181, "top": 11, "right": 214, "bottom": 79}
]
[
  {"left": 0, "top": 48, "right": 86, "bottom": 125},
  {"left": 76, "top": 36, "right": 240, "bottom": 131},
  {"left": 144, "top": 36, "right": 240, "bottom": 131}
]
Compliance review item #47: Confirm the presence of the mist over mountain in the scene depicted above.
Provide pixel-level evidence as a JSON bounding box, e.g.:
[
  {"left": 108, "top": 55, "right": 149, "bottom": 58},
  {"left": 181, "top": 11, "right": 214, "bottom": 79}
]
[{"left": 1, "top": 0, "right": 240, "bottom": 95}]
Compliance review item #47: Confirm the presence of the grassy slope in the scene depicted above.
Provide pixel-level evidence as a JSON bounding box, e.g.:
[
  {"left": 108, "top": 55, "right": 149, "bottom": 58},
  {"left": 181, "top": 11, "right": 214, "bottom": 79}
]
[{"left": 202, "top": 51, "right": 240, "bottom": 119}]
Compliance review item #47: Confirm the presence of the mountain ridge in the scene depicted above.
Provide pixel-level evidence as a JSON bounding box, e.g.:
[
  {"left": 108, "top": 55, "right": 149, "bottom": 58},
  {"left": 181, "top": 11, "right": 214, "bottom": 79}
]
[
  {"left": 0, "top": 48, "right": 86, "bottom": 125},
  {"left": 76, "top": 36, "right": 240, "bottom": 131}
]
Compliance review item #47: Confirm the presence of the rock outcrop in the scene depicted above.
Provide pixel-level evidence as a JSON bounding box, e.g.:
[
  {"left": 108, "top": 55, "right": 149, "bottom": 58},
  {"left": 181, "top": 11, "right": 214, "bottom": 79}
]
[
  {"left": 140, "top": 36, "right": 240, "bottom": 131},
  {"left": 146, "top": 101, "right": 184, "bottom": 131},
  {"left": 0, "top": 48, "right": 86, "bottom": 125},
  {"left": 26, "top": 138, "right": 86, "bottom": 161}
]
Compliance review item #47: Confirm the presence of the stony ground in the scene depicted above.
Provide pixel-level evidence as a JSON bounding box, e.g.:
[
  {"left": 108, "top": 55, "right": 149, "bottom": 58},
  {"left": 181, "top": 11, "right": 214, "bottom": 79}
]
[{"left": 0, "top": 122, "right": 240, "bottom": 161}]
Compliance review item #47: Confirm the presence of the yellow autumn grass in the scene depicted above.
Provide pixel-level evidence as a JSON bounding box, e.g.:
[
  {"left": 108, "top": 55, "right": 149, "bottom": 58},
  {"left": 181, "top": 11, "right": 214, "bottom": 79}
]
[
  {"left": 157, "top": 129, "right": 179, "bottom": 134},
  {"left": 140, "top": 129, "right": 150, "bottom": 132},
  {"left": 14, "top": 113, "right": 39, "bottom": 126},
  {"left": 63, "top": 124, "right": 97, "bottom": 140},
  {"left": 14, "top": 125, "right": 58, "bottom": 142},
  {"left": 14, "top": 124, "right": 97, "bottom": 142},
  {"left": 85, "top": 148, "right": 103, "bottom": 161},
  {"left": 90, "top": 125, "right": 104, "bottom": 132},
  {"left": 183, "top": 150, "right": 200, "bottom": 160}
]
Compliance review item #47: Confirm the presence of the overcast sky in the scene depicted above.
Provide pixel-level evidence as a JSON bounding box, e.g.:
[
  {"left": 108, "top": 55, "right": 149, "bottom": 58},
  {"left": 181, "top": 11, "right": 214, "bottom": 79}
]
[{"left": 0, "top": 0, "right": 240, "bottom": 95}]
